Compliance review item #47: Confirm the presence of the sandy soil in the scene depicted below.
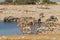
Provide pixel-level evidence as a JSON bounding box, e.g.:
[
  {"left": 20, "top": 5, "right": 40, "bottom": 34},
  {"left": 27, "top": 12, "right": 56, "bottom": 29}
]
[
  {"left": 0, "top": 34, "right": 60, "bottom": 40},
  {"left": 0, "top": 5, "right": 60, "bottom": 23}
]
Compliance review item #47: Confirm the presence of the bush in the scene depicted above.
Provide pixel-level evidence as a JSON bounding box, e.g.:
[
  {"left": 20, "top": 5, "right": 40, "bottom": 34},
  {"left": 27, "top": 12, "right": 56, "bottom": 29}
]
[
  {"left": 42, "top": 0, "right": 57, "bottom": 4},
  {"left": 49, "top": 2, "right": 57, "bottom": 4}
]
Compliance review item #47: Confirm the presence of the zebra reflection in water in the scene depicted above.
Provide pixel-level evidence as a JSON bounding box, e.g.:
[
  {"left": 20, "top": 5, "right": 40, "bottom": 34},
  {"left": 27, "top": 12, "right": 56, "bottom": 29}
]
[{"left": 17, "top": 15, "right": 58, "bottom": 34}]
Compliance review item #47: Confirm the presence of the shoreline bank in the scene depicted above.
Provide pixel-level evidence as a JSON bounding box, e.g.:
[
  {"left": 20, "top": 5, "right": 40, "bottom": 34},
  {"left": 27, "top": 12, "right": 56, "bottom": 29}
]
[{"left": 0, "top": 5, "right": 60, "bottom": 23}]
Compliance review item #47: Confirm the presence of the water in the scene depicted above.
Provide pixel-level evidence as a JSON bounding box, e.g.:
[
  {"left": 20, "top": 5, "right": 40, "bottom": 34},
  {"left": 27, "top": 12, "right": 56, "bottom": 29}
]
[{"left": 0, "top": 22, "right": 23, "bottom": 36}]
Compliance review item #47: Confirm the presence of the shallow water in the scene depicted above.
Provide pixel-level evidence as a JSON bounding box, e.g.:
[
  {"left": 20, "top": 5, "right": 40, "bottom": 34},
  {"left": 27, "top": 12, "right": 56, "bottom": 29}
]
[{"left": 0, "top": 22, "right": 23, "bottom": 35}]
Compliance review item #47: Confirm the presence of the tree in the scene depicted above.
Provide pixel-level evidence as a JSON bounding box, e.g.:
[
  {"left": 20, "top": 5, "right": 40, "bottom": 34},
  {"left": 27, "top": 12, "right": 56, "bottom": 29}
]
[
  {"left": 15, "top": 0, "right": 37, "bottom": 4},
  {"left": 5, "top": 0, "right": 13, "bottom": 3},
  {"left": 42, "top": 0, "right": 50, "bottom": 3},
  {"left": 42, "top": 0, "right": 57, "bottom": 4},
  {"left": 15, "top": 0, "right": 26, "bottom": 4}
]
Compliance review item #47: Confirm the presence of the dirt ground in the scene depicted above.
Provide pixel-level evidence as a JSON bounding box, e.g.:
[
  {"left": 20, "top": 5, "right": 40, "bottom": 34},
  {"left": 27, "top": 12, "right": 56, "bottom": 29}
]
[
  {"left": 0, "top": 5, "right": 60, "bottom": 23},
  {"left": 0, "top": 34, "right": 60, "bottom": 40}
]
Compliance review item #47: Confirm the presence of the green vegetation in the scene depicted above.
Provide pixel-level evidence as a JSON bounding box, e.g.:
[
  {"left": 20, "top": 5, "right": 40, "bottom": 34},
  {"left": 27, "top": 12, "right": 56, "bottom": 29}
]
[
  {"left": 15, "top": 0, "right": 37, "bottom": 4},
  {"left": 4, "top": 0, "right": 37, "bottom": 4},
  {"left": 0, "top": 0, "right": 57, "bottom": 5},
  {"left": 5, "top": 0, "right": 13, "bottom": 3},
  {"left": 42, "top": 0, "right": 50, "bottom": 3},
  {"left": 42, "top": 0, "right": 57, "bottom": 4}
]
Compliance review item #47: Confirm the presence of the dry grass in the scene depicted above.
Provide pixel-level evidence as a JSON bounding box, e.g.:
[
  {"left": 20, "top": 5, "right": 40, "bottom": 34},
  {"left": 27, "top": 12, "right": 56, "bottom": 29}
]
[{"left": 0, "top": 34, "right": 60, "bottom": 40}]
